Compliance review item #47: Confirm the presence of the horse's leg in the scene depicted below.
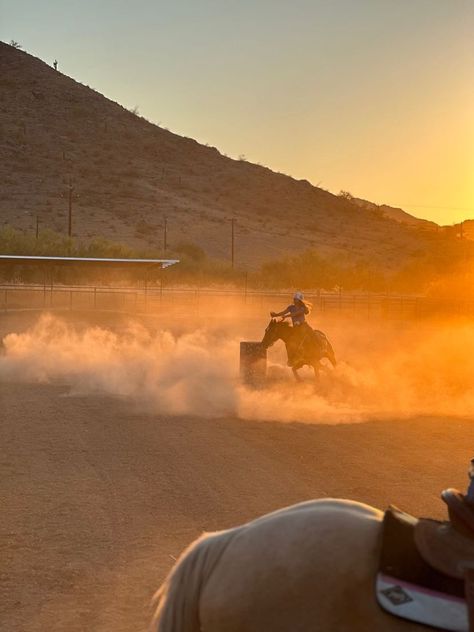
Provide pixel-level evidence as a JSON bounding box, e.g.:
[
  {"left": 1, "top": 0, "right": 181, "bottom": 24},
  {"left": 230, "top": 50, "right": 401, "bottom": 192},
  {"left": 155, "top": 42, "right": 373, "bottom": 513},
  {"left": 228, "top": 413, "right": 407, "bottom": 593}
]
[
  {"left": 313, "top": 363, "right": 320, "bottom": 384},
  {"left": 292, "top": 366, "right": 303, "bottom": 382},
  {"left": 286, "top": 341, "right": 297, "bottom": 367}
]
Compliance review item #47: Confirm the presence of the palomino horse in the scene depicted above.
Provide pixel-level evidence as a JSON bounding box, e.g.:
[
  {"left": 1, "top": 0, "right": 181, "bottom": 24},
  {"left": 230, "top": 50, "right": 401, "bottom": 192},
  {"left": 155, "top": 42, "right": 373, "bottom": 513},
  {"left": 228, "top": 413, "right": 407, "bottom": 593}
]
[
  {"left": 261, "top": 318, "right": 336, "bottom": 381},
  {"left": 152, "top": 500, "right": 429, "bottom": 631},
  {"left": 153, "top": 479, "right": 474, "bottom": 632}
]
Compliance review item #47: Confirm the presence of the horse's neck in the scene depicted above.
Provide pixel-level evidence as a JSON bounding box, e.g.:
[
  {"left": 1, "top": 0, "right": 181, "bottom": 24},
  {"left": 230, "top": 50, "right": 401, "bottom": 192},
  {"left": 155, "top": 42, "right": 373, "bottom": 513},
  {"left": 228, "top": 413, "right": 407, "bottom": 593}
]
[{"left": 277, "top": 326, "right": 293, "bottom": 345}]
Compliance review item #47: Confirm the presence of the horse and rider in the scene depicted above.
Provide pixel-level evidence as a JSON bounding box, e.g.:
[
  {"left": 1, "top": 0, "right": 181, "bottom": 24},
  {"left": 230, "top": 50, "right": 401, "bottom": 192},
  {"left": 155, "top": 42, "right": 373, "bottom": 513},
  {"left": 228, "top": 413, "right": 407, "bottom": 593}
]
[
  {"left": 270, "top": 291, "right": 313, "bottom": 366},
  {"left": 263, "top": 291, "right": 336, "bottom": 381}
]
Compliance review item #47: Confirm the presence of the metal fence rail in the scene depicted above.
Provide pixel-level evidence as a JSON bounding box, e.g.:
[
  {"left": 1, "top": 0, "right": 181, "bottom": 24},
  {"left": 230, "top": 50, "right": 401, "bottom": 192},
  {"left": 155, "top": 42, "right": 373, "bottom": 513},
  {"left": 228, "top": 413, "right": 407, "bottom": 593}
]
[{"left": 1, "top": 283, "right": 473, "bottom": 320}]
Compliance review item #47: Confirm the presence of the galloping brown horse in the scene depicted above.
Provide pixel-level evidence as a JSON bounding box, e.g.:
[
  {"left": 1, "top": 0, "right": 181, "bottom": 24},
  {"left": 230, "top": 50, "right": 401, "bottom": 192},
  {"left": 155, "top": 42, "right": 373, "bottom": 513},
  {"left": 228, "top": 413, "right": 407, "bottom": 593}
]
[{"left": 261, "top": 318, "right": 336, "bottom": 382}]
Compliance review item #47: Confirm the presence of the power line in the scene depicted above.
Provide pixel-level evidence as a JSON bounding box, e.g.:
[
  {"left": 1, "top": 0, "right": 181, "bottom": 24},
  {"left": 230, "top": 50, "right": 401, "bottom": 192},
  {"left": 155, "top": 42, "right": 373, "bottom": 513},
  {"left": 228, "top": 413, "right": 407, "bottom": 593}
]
[
  {"left": 163, "top": 216, "right": 168, "bottom": 254},
  {"left": 68, "top": 179, "right": 73, "bottom": 237},
  {"left": 231, "top": 218, "right": 236, "bottom": 268},
  {"left": 388, "top": 203, "right": 474, "bottom": 213}
]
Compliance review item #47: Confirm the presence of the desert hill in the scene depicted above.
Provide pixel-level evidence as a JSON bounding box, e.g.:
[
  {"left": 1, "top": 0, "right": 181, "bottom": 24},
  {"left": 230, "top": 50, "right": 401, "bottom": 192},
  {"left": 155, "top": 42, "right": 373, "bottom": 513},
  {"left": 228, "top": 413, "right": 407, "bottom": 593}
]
[
  {"left": 352, "top": 197, "right": 438, "bottom": 231},
  {"left": 0, "top": 41, "right": 466, "bottom": 271},
  {"left": 352, "top": 198, "right": 474, "bottom": 241}
]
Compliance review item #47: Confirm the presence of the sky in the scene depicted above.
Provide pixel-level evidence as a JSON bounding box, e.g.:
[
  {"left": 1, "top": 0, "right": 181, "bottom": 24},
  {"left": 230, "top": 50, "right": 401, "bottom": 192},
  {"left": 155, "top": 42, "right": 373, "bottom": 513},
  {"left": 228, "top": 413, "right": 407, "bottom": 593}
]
[{"left": 1, "top": 0, "right": 473, "bottom": 224}]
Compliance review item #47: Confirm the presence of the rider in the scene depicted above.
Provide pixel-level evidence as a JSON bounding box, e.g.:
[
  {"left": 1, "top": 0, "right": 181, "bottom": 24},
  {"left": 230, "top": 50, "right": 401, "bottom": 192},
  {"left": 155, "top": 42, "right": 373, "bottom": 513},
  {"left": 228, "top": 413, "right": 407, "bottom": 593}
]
[{"left": 270, "top": 291, "right": 312, "bottom": 366}]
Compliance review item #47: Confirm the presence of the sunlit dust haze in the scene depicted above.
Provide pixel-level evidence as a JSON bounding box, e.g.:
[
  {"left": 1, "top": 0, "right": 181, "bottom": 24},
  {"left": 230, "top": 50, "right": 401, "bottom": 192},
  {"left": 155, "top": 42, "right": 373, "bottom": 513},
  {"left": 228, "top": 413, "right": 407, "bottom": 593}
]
[{"left": 1, "top": 313, "right": 474, "bottom": 424}]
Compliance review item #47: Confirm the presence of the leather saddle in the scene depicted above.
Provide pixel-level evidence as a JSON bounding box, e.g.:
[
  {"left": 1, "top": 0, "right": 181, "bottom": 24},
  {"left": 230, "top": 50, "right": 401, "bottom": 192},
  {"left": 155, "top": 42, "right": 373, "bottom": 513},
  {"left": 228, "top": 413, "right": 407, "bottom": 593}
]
[
  {"left": 416, "top": 488, "right": 474, "bottom": 631},
  {"left": 416, "top": 489, "right": 474, "bottom": 581},
  {"left": 378, "top": 481, "right": 474, "bottom": 631}
]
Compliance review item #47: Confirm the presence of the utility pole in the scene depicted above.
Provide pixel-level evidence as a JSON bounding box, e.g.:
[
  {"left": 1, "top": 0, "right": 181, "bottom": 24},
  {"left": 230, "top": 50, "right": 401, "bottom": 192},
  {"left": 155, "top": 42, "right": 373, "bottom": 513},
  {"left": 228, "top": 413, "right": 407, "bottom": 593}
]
[
  {"left": 163, "top": 216, "right": 168, "bottom": 254},
  {"left": 231, "top": 218, "right": 236, "bottom": 268},
  {"left": 68, "top": 178, "right": 73, "bottom": 238},
  {"left": 35, "top": 215, "right": 39, "bottom": 239}
]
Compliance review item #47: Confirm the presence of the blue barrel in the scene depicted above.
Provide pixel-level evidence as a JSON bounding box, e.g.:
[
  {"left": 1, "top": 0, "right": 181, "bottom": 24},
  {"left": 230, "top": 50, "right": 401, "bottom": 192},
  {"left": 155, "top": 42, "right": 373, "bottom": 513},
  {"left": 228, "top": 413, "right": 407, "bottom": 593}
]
[{"left": 240, "top": 341, "right": 267, "bottom": 386}]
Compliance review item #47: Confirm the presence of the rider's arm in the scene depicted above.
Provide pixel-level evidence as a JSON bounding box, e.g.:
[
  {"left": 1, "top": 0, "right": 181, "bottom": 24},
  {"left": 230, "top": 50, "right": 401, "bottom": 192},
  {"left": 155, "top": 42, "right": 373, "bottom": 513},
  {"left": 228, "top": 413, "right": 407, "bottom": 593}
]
[{"left": 271, "top": 306, "right": 292, "bottom": 317}]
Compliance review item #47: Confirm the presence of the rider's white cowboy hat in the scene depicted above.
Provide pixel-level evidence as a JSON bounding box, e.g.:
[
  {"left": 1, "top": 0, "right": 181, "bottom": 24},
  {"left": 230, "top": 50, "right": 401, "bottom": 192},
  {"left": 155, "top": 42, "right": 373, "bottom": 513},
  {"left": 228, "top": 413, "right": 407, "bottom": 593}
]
[{"left": 293, "top": 291, "right": 304, "bottom": 301}]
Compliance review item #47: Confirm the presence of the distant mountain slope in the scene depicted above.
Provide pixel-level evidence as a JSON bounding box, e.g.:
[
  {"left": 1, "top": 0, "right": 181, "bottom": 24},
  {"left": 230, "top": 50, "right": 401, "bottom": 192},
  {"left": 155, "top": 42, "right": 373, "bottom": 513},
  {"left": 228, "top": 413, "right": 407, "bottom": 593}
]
[
  {"left": 0, "top": 41, "right": 462, "bottom": 270},
  {"left": 352, "top": 197, "right": 438, "bottom": 230}
]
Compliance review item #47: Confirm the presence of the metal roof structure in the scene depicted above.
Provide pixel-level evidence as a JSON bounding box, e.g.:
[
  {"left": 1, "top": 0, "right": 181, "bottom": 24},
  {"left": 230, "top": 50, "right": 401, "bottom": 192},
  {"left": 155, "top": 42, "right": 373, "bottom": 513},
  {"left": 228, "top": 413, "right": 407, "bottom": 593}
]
[{"left": 0, "top": 255, "right": 179, "bottom": 268}]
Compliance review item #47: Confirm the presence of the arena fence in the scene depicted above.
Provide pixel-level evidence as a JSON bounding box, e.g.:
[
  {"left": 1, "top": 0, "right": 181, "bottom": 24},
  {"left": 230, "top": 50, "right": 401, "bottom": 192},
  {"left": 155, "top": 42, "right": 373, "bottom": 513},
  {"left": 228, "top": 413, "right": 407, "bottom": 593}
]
[{"left": 0, "top": 283, "right": 472, "bottom": 320}]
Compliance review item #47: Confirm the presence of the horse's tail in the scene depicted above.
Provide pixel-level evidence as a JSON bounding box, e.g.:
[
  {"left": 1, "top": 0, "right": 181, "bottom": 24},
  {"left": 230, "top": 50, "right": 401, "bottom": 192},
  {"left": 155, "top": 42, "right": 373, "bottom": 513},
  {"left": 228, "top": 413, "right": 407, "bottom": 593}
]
[
  {"left": 152, "top": 529, "right": 235, "bottom": 632},
  {"left": 312, "top": 330, "right": 336, "bottom": 367}
]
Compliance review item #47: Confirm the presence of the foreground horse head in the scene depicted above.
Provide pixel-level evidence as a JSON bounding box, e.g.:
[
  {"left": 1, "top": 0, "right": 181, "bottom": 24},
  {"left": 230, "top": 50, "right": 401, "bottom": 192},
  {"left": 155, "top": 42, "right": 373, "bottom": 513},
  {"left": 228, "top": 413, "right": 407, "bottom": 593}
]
[{"left": 153, "top": 461, "right": 474, "bottom": 632}]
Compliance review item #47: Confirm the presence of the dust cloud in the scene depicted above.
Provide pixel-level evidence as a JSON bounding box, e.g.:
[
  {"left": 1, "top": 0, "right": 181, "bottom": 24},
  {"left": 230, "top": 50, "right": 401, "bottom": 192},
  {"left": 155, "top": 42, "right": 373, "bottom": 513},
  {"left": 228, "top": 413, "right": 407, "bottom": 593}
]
[{"left": 1, "top": 312, "right": 473, "bottom": 424}]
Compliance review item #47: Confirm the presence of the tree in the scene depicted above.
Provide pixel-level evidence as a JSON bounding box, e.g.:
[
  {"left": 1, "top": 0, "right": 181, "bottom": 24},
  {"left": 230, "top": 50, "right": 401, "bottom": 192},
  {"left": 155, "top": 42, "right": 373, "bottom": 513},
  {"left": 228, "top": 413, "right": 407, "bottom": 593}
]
[{"left": 338, "top": 190, "right": 353, "bottom": 201}]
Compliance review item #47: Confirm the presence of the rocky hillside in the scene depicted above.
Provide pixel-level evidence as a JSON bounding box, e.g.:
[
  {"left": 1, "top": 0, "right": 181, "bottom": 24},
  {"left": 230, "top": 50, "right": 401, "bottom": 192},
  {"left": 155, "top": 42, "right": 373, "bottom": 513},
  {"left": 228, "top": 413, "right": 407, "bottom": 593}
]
[
  {"left": 352, "top": 197, "right": 438, "bottom": 231},
  {"left": 0, "top": 41, "right": 464, "bottom": 270},
  {"left": 353, "top": 198, "right": 473, "bottom": 242}
]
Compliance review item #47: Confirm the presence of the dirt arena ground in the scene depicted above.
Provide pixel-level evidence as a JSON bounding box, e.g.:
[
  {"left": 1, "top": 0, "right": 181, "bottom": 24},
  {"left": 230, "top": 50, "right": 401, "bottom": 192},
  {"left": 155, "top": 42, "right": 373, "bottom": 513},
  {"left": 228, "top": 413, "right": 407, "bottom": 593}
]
[{"left": 1, "top": 309, "right": 473, "bottom": 631}]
